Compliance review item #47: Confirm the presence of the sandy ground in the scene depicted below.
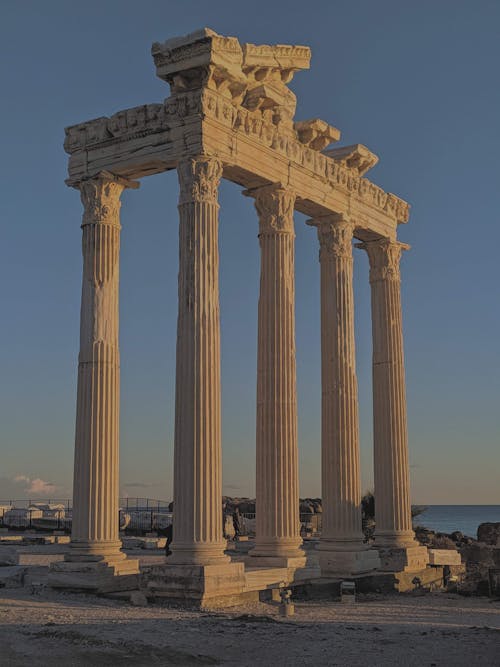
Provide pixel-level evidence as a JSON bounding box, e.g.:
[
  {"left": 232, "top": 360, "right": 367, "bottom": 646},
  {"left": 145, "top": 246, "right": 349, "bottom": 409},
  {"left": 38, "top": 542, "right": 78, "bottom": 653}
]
[{"left": 0, "top": 588, "right": 498, "bottom": 667}]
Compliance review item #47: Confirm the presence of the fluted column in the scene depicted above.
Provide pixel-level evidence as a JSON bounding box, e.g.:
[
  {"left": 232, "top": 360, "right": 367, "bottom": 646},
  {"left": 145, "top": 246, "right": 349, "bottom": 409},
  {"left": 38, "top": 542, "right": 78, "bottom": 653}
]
[
  {"left": 170, "top": 155, "right": 229, "bottom": 566},
  {"left": 68, "top": 172, "right": 137, "bottom": 563},
  {"left": 308, "top": 215, "right": 379, "bottom": 575},
  {"left": 358, "top": 239, "right": 416, "bottom": 548},
  {"left": 247, "top": 184, "right": 304, "bottom": 566}
]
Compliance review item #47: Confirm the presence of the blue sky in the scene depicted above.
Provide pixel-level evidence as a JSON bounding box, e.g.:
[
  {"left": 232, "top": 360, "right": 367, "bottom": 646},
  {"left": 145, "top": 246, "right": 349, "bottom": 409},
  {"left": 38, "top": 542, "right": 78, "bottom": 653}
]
[{"left": 0, "top": 1, "right": 498, "bottom": 504}]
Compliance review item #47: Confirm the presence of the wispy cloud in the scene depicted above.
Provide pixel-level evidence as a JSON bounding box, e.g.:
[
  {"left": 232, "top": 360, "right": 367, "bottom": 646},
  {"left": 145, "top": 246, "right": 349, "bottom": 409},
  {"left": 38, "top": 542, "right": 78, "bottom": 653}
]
[
  {"left": 26, "top": 478, "right": 57, "bottom": 495},
  {"left": 13, "top": 475, "right": 56, "bottom": 496}
]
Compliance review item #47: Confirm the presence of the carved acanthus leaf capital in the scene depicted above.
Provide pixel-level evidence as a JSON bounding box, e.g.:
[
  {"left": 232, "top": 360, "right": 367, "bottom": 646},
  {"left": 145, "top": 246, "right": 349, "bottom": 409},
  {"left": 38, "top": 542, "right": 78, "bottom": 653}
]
[
  {"left": 357, "top": 239, "right": 410, "bottom": 283},
  {"left": 308, "top": 213, "right": 354, "bottom": 260},
  {"left": 245, "top": 184, "right": 296, "bottom": 235},
  {"left": 177, "top": 156, "right": 223, "bottom": 204},
  {"left": 79, "top": 175, "right": 128, "bottom": 228}
]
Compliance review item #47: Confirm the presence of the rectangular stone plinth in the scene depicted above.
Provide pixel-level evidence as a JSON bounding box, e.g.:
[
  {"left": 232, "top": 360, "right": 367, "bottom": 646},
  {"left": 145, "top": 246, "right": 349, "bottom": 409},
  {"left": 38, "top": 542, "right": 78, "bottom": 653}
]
[
  {"left": 318, "top": 548, "right": 380, "bottom": 577},
  {"left": 48, "top": 558, "right": 139, "bottom": 593},
  {"left": 245, "top": 555, "right": 307, "bottom": 570},
  {"left": 377, "top": 545, "right": 429, "bottom": 572},
  {"left": 428, "top": 549, "right": 462, "bottom": 566},
  {"left": 143, "top": 561, "right": 248, "bottom": 608}
]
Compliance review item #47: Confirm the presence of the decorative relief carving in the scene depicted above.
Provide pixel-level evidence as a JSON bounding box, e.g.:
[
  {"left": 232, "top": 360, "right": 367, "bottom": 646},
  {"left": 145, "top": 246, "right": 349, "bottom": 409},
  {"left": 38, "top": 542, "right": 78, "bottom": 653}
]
[
  {"left": 79, "top": 178, "right": 125, "bottom": 228},
  {"left": 324, "top": 144, "right": 379, "bottom": 176},
  {"left": 152, "top": 29, "right": 310, "bottom": 134},
  {"left": 152, "top": 28, "right": 244, "bottom": 94},
  {"left": 64, "top": 95, "right": 203, "bottom": 153},
  {"left": 295, "top": 119, "right": 340, "bottom": 151},
  {"left": 248, "top": 185, "right": 295, "bottom": 235},
  {"left": 310, "top": 214, "right": 354, "bottom": 260},
  {"left": 201, "top": 89, "right": 410, "bottom": 223},
  {"left": 177, "top": 156, "right": 223, "bottom": 204},
  {"left": 65, "top": 30, "right": 410, "bottom": 225},
  {"left": 66, "top": 85, "right": 409, "bottom": 224},
  {"left": 66, "top": 105, "right": 159, "bottom": 152},
  {"left": 357, "top": 239, "right": 410, "bottom": 283}
]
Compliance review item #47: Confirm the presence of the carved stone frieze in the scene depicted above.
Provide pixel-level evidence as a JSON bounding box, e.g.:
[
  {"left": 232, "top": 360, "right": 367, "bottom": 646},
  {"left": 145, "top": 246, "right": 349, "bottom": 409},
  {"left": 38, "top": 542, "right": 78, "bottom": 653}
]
[
  {"left": 177, "top": 156, "right": 223, "bottom": 204},
  {"left": 357, "top": 239, "right": 410, "bottom": 283},
  {"left": 202, "top": 88, "right": 410, "bottom": 223},
  {"left": 247, "top": 184, "right": 295, "bottom": 235},
  {"left": 64, "top": 96, "right": 203, "bottom": 153},
  {"left": 152, "top": 28, "right": 245, "bottom": 95},
  {"left": 64, "top": 30, "right": 410, "bottom": 227},
  {"left": 152, "top": 28, "right": 310, "bottom": 133}
]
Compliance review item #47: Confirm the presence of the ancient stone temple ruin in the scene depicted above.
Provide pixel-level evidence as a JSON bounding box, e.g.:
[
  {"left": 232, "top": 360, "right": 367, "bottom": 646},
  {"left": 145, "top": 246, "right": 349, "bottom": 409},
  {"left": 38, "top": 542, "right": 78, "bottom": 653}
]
[{"left": 49, "top": 28, "right": 428, "bottom": 604}]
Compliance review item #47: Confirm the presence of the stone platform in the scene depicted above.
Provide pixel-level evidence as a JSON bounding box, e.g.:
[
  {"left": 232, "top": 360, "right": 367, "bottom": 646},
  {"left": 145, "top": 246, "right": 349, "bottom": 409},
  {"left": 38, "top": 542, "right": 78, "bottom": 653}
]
[
  {"left": 49, "top": 557, "right": 140, "bottom": 593},
  {"left": 294, "top": 566, "right": 448, "bottom": 598},
  {"left": 142, "top": 559, "right": 321, "bottom": 608}
]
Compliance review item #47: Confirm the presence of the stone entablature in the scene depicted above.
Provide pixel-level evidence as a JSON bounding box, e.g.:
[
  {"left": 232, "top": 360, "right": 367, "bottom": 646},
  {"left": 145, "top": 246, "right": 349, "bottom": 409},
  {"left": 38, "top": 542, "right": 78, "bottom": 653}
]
[{"left": 64, "top": 28, "right": 409, "bottom": 240}]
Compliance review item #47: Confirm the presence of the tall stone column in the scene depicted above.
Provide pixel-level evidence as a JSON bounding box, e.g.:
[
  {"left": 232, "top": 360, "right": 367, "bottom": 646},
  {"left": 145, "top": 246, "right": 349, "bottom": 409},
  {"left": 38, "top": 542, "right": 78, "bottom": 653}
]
[
  {"left": 309, "top": 215, "right": 379, "bottom": 575},
  {"left": 50, "top": 172, "right": 139, "bottom": 591},
  {"left": 357, "top": 238, "right": 427, "bottom": 572},
  {"left": 246, "top": 184, "right": 305, "bottom": 568},
  {"left": 170, "top": 156, "right": 229, "bottom": 566}
]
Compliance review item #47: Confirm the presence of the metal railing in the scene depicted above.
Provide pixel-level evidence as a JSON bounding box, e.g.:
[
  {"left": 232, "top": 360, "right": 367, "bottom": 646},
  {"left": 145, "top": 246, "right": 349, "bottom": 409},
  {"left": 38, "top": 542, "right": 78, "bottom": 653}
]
[
  {"left": 0, "top": 499, "right": 322, "bottom": 536},
  {"left": 0, "top": 498, "right": 172, "bottom": 534}
]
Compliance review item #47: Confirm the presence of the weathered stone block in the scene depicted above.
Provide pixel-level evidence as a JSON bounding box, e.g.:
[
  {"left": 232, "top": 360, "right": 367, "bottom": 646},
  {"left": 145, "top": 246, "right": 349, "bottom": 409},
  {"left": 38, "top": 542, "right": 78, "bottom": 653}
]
[
  {"left": 318, "top": 547, "right": 380, "bottom": 577},
  {"left": 377, "top": 545, "right": 429, "bottom": 572},
  {"left": 49, "top": 558, "right": 139, "bottom": 593},
  {"left": 17, "top": 552, "right": 66, "bottom": 566},
  {"left": 428, "top": 549, "right": 462, "bottom": 566},
  {"left": 144, "top": 561, "right": 247, "bottom": 607},
  {"left": 0, "top": 566, "right": 26, "bottom": 589}
]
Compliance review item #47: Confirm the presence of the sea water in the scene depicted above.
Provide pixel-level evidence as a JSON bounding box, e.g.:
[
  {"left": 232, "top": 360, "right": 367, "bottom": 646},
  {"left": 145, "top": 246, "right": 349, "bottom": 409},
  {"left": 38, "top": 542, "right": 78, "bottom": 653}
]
[{"left": 414, "top": 505, "right": 500, "bottom": 538}]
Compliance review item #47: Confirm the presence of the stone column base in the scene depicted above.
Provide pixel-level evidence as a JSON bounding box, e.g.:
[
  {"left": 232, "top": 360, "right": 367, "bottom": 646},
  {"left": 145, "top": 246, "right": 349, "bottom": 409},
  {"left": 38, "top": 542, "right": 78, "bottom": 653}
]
[
  {"left": 144, "top": 561, "right": 248, "bottom": 608},
  {"left": 246, "top": 554, "right": 307, "bottom": 569},
  {"left": 377, "top": 545, "right": 429, "bottom": 572},
  {"left": 48, "top": 557, "right": 139, "bottom": 593},
  {"left": 247, "top": 537, "right": 306, "bottom": 569},
  {"left": 318, "top": 546, "right": 380, "bottom": 576}
]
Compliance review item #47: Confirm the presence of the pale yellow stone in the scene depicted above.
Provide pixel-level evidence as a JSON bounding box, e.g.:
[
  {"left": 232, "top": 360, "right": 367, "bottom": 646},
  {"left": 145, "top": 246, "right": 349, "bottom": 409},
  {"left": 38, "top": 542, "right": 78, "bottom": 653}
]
[
  {"left": 308, "top": 214, "right": 379, "bottom": 576},
  {"left": 428, "top": 549, "right": 462, "bottom": 566},
  {"left": 357, "top": 239, "right": 416, "bottom": 555},
  {"left": 245, "top": 184, "right": 305, "bottom": 569}
]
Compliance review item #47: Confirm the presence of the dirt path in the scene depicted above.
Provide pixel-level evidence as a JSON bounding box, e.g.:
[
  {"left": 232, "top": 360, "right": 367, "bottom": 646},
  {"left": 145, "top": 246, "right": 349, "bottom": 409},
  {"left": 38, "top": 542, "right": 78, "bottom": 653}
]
[{"left": 0, "top": 589, "right": 498, "bottom": 666}]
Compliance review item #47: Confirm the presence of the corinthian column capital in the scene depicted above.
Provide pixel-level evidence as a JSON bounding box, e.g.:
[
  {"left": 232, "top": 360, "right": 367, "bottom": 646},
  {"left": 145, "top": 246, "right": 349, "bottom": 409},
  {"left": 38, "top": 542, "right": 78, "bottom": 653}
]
[
  {"left": 357, "top": 238, "right": 410, "bottom": 283},
  {"left": 177, "top": 156, "right": 223, "bottom": 204},
  {"left": 308, "top": 213, "right": 354, "bottom": 259},
  {"left": 245, "top": 184, "right": 296, "bottom": 235},
  {"left": 79, "top": 171, "right": 139, "bottom": 228}
]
